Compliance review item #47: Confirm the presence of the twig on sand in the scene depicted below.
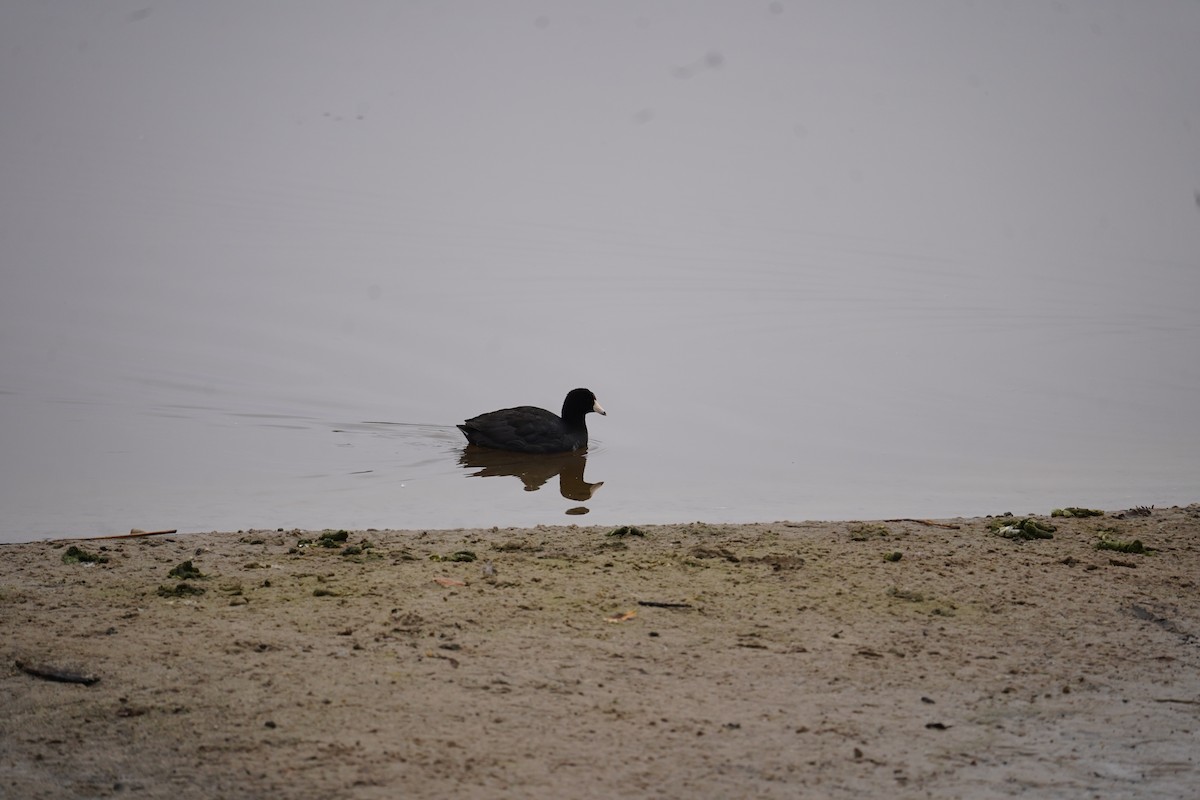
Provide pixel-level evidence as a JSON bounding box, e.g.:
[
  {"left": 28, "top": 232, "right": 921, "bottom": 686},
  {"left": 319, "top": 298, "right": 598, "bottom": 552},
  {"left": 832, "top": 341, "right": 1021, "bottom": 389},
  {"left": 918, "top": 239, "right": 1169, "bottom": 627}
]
[
  {"left": 637, "top": 600, "right": 694, "bottom": 609},
  {"left": 15, "top": 659, "right": 100, "bottom": 686},
  {"left": 884, "top": 519, "right": 961, "bottom": 530},
  {"left": 85, "top": 529, "right": 178, "bottom": 541}
]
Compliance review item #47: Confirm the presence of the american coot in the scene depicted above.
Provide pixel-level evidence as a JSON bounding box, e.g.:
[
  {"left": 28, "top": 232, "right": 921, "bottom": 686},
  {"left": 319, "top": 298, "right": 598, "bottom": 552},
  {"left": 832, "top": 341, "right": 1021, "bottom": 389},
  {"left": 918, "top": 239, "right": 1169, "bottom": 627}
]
[{"left": 457, "top": 388, "right": 606, "bottom": 453}]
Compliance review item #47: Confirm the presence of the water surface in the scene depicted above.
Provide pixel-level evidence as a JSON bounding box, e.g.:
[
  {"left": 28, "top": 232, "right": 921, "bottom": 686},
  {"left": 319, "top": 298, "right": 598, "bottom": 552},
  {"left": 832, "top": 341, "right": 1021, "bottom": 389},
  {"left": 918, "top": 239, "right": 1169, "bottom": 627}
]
[{"left": 2, "top": 3, "right": 1198, "bottom": 542}]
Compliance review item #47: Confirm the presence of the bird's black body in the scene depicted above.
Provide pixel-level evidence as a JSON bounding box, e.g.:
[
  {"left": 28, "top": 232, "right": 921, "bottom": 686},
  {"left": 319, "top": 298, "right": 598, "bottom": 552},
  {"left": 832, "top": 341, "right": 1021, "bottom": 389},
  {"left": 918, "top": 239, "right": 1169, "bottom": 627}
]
[{"left": 457, "top": 388, "right": 605, "bottom": 454}]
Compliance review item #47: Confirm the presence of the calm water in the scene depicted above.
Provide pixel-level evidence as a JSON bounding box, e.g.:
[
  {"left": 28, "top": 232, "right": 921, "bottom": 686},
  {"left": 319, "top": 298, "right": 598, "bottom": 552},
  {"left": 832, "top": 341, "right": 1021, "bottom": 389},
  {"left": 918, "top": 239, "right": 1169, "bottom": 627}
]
[{"left": 2, "top": 4, "right": 1198, "bottom": 543}]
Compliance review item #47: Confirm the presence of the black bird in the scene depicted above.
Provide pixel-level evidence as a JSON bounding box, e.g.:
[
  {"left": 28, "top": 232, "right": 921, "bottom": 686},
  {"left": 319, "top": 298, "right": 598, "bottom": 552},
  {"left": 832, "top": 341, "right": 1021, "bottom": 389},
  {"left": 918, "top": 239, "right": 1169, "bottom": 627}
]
[{"left": 457, "top": 388, "right": 606, "bottom": 453}]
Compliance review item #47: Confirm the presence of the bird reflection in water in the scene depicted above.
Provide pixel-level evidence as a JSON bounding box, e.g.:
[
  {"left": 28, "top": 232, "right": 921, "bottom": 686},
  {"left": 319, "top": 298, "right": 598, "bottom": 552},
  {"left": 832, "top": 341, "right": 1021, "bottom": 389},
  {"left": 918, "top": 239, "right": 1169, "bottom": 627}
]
[{"left": 458, "top": 445, "right": 604, "bottom": 515}]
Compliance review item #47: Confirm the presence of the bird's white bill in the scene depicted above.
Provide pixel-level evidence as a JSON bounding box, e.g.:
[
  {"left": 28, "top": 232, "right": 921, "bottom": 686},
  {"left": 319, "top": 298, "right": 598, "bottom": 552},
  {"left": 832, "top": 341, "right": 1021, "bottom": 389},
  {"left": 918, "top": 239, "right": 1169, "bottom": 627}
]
[{"left": 593, "top": 400, "right": 607, "bottom": 415}]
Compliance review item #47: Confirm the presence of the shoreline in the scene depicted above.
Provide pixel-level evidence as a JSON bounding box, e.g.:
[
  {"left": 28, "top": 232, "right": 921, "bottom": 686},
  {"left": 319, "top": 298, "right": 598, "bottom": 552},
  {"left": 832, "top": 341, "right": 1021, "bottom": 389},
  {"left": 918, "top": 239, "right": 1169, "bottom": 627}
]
[{"left": 3, "top": 506, "right": 1198, "bottom": 798}]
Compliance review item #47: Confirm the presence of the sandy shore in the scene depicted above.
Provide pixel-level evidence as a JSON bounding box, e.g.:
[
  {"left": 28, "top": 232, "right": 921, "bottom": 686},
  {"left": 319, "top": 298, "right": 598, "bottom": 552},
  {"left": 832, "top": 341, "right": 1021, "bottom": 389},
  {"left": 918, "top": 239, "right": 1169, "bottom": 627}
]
[{"left": 3, "top": 505, "right": 1198, "bottom": 799}]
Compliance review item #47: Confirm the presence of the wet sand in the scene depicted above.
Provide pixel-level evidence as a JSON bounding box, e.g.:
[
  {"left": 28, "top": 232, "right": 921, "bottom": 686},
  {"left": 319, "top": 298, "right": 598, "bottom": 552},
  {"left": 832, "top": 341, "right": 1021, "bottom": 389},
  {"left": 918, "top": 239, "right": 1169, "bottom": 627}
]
[{"left": 3, "top": 506, "right": 1198, "bottom": 799}]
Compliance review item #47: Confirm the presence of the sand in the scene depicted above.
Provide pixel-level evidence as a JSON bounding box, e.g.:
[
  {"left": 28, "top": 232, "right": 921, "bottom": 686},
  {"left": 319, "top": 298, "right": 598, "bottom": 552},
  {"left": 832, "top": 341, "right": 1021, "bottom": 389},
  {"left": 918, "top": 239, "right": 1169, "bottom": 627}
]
[{"left": 2, "top": 505, "right": 1198, "bottom": 799}]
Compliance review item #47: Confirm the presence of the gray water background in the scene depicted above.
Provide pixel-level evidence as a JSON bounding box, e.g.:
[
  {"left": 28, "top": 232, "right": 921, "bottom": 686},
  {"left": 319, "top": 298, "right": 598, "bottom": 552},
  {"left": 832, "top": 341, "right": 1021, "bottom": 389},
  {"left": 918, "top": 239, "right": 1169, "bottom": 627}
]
[{"left": 2, "top": 3, "right": 1198, "bottom": 543}]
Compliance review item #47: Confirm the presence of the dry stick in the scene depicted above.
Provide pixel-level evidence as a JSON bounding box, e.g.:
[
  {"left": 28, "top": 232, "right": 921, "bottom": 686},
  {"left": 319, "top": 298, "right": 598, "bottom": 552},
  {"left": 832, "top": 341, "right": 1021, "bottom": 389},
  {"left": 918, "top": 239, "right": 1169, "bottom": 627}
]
[
  {"left": 15, "top": 659, "right": 100, "bottom": 686},
  {"left": 884, "top": 519, "right": 961, "bottom": 530},
  {"left": 84, "top": 529, "right": 178, "bottom": 541},
  {"left": 637, "top": 600, "right": 694, "bottom": 609}
]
